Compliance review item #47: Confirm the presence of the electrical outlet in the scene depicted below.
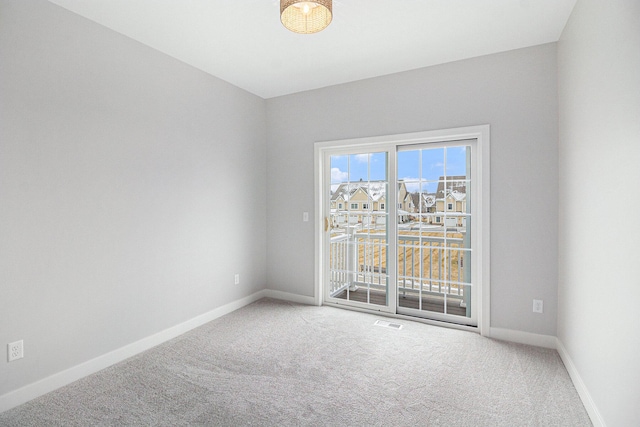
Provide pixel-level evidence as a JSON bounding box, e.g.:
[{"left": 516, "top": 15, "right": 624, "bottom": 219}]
[
  {"left": 234, "top": 274, "right": 240, "bottom": 285},
  {"left": 8, "top": 340, "right": 23, "bottom": 362},
  {"left": 303, "top": 212, "right": 309, "bottom": 222},
  {"left": 533, "top": 299, "right": 543, "bottom": 313}
]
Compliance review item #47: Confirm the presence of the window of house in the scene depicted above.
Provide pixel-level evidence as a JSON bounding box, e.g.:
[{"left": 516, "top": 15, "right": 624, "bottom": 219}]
[
  {"left": 447, "top": 203, "right": 453, "bottom": 210},
  {"left": 338, "top": 203, "right": 343, "bottom": 209},
  {"left": 362, "top": 203, "right": 369, "bottom": 210},
  {"left": 380, "top": 203, "right": 385, "bottom": 210},
  {"left": 350, "top": 203, "right": 358, "bottom": 210}
]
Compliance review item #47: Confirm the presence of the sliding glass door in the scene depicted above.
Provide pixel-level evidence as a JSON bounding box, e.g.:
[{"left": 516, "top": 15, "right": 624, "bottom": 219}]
[
  {"left": 324, "top": 150, "right": 393, "bottom": 312},
  {"left": 396, "top": 142, "right": 474, "bottom": 324},
  {"left": 318, "top": 129, "right": 485, "bottom": 329}
]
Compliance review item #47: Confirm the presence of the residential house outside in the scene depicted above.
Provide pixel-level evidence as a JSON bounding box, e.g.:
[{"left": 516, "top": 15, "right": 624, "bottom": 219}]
[
  {"left": 330, "top": 177, "right": 467, "bottom": 228},
  {"left": 434, "top": 176, "right": 467, "bottom": 227},
  {"left": 330, "top": 180, "right": 411, "bottom": 226}
]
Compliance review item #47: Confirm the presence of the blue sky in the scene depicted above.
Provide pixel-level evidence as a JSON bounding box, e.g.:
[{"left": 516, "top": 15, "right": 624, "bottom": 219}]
[{"left": 331, "top": 146, "right": 469, "bottom": 192}]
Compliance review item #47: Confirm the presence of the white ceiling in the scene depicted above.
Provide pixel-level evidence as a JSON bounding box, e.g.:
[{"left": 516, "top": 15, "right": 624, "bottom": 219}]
[{"left": 47, "top": 0, "right": 577, "bottom": 99}]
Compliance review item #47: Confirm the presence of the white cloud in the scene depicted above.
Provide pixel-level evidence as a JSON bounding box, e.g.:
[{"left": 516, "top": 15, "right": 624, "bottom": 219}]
[
  {"left": 331, "top": 167, "right": 348, "bottom": 183},
  {"left": 354, "top": 153, "right": 370, "bottom": 163},
  {"left": 401, "top": 178, "right": 420, "bottom": 193}
]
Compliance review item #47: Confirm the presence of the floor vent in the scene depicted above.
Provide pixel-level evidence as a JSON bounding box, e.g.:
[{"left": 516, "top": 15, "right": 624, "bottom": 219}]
[{"left": 374, "top": 320, "right": 403, "bottom": 330}]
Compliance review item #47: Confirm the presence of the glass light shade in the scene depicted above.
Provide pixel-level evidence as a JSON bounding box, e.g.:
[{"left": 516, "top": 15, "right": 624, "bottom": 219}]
[{"left": 280, "top": 0, "right": 332, "bottom": 34}]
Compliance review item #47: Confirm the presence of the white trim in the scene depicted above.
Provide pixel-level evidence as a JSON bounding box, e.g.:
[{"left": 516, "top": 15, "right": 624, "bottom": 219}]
[
  {"left": 316, "top": 126, "right": 488, "bottom": 149},
  {"left": 0, "top": 290, "right": 267, "bottom": 414},
  {"left": 314, "top": 125, "right": 491, "bottom": 332},
  {"left": 556, "top": 338, "right": 606, "bottom": 427},
  {"left": 476, "top": 126, "right": 491, "bottom": 337},
  {"left": 0, "top": 288, "right": 604, "bottom": 427},
  {"left": 387, "top": 149, "right": 398, "bottom": 315},
  {"left": 489, "top": 327, "right": 557, "bottom": 349},
  {"left": 263, "top": 289, "right": 316, "bottom": 305},
  {"left": 313, "top": 142, "right": 322, "bottom": 306}
]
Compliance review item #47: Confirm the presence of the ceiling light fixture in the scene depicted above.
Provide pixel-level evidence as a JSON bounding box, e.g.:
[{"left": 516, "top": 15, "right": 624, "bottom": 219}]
[{"left": 280, "top": 0, "right": 332, "bottom": 34}]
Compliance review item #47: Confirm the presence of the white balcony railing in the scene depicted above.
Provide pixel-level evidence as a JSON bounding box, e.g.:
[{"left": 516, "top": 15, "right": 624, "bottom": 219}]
[{"left": 329, "top": 227, "right": 470, "bottom": 311}]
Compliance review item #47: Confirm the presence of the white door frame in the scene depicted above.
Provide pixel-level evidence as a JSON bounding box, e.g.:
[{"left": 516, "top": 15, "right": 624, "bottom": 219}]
[{"left": 314, "top": 125, "right": 491, "bottom": 335}]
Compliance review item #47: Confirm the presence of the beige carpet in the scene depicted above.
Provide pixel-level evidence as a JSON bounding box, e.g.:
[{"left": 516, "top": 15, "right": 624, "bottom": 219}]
[{"left": 0, "top": 298, "right": 591, "bottom": 426}]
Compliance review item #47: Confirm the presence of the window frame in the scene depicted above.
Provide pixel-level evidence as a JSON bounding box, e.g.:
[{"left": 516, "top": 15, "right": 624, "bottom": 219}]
[{"left": 315, "top": 125, "right": 491, "bottom": 335}]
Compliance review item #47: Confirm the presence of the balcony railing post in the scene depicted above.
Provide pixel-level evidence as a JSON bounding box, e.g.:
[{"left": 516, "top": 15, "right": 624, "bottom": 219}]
[
  {"left": 329, "top": 233, "right": 351, "bottom": 297},
  {"left": 347, "top": 226, "right": 358, "bottom": 291}
]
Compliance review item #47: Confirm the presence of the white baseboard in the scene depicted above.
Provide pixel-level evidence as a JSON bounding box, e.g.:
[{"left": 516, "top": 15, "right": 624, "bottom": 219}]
[
  {"left": 1, "top": 294, "right": 604, "bottom": 427},
  {"left": 0, "top": 290, "right": 267, "bottom": 414},
  {"left": 489, "top": 327, "right": 557, "bottom": 349},
  {"left": 556, "top": 338, "right": 606, "bottom": 427},
  {"left": 262, "top": 289, "right": 316, "bottom": 305}
]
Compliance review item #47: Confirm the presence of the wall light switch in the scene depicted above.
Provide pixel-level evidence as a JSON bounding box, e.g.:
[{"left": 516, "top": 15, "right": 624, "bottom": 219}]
[{"left": 303, "top": 212, "right": 309, "bottom": 222}]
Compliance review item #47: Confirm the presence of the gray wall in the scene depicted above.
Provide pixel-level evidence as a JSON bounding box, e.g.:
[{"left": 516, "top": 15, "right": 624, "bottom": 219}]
[
  {"left": 11, "top": 0, "right": 633, "bottom": 418},
  {"left": 266, "top": 43, "right": 559, "bottom": 336},
  {"left": 558, "top": 0, "right": 640, "bottom": 425},
  {"left": 0, "top": 0, "right": 267, "bottom": 396}
]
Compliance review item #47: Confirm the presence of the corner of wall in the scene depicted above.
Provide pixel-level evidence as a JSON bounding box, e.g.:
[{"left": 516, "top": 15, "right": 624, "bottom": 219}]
[
  {"left": 556, "top": 338, "right": 606, "bottom": 427},
  {"left": 488, "top": 327, "right": 557, "bottom": 349},
  {"left": 0, "top": 291, "right": 268, "bottom": 414}
]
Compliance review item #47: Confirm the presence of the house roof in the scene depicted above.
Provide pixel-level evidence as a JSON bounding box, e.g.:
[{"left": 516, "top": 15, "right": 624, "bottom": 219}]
[
  {"left": 331, "top": 181, "right": 385, "bottom": 203},
  {"left": 436, "top": 176, "right": 467, "bottom": 201},
  {"left": 331, "top": 180, "right": 406, "bottom": 203},
  {"left": 410, "top": 193, "right": 437, "bottom": 211}
]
